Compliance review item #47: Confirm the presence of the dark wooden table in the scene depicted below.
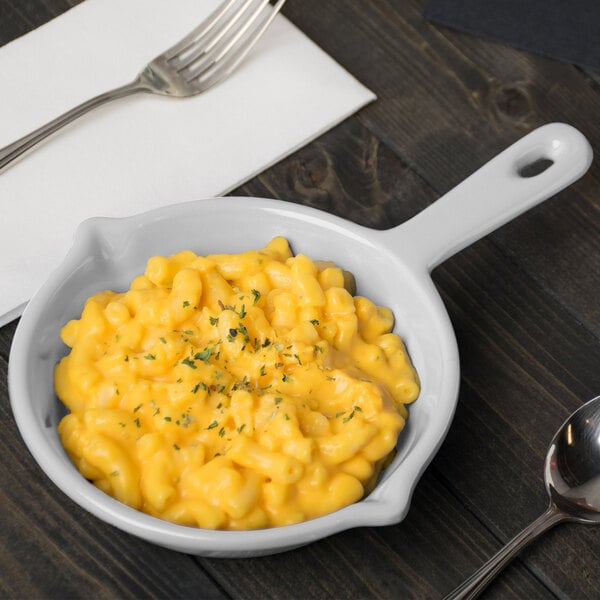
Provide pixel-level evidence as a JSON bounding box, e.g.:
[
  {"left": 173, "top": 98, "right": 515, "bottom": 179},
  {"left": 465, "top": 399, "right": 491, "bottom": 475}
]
[{"left": 1, "top": 1, "right": 599, "bottom": 598}]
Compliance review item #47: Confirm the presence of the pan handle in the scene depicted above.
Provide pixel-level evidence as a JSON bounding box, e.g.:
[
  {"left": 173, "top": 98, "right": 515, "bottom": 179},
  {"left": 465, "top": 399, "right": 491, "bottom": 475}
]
[{"left": 385, "top": 123, "right": 592, "bottom": 272}]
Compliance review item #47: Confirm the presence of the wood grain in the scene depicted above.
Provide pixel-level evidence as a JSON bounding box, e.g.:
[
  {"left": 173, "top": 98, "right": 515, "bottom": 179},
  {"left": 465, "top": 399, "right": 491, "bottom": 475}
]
[{"left": 1, "top": 1, "right": 599, "bottom": 598}]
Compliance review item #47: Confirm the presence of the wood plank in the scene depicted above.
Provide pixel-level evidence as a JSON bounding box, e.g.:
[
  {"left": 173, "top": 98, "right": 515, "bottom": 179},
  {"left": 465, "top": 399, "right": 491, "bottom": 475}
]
[
  {"left": 232, "top": 117, "right": 436, "bottom": 227},
  {"left": 429, "top": 243, "right": 600, "bottom": 597},
  {"left": 197, "top": 470, "right": 555, "bottom": 600},
  {"left": 0, "top": 0, "right": 80, "bottom": 46},
  {"left": 283, "top": 0, "right": 600, "bottom": 338},
  {"left": 1, "top": 1, "right": 599, "bottom": 598}
]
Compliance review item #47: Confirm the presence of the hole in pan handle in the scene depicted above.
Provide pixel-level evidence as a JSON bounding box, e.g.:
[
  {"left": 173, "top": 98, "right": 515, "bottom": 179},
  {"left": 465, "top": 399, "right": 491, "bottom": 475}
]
[
  {"left": 384, "top": 123, "right": 593, "bottom": 272},
  {"left": 518, "top": 157, "right": 554, "bottom": 178}
]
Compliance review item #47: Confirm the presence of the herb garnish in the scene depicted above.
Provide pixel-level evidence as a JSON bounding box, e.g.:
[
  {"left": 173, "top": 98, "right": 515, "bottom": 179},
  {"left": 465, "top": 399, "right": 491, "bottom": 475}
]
[{"left": 194, "top": 347, "right": 213, "bottom": 364}]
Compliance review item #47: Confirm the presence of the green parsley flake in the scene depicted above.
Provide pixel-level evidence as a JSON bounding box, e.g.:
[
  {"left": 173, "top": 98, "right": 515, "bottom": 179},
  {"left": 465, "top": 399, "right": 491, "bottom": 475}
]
[
  {"left": 342, "top": 410, "right": 355, "bottom": 423},
  {"left": 194, "top": 347, "right": 213, "bottom": 363},
  {"left": 237, "top": 323, "right": 250, "bottom": 343}
]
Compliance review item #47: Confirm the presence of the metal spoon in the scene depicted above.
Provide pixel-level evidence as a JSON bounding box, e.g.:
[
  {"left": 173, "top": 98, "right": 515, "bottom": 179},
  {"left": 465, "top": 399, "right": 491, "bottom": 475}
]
[{"left": 444, "top": 395, "right": 600, "bottom": 599}]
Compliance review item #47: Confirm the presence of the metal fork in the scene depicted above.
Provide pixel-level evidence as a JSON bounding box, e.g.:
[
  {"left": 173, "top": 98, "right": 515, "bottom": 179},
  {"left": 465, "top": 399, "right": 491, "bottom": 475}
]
[{"left": 0, "top": 0, "right": 287, "bottom": 172}]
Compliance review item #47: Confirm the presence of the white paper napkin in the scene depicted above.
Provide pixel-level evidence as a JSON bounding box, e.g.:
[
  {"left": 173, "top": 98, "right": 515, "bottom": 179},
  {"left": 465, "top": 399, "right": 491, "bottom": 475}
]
[{"left": 0, "top": 0, "right": 375, "bottom": 327}]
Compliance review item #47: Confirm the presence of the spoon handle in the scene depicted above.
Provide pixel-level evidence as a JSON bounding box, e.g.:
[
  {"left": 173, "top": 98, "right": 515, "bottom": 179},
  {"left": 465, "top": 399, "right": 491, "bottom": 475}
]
[{"left": 442, "top": 503, "right": 566, "bottom": 600}]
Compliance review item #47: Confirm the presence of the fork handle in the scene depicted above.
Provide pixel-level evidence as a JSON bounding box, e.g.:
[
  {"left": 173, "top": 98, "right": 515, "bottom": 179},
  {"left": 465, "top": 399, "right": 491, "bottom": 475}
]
[{"left": 0, "top": 77, "right": 149, "bottom": 173}]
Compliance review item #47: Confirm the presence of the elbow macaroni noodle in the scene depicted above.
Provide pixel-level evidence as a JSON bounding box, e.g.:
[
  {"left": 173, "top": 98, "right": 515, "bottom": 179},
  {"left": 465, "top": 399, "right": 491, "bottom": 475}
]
[{"left": 55, "top": 237, "right": 420, "bottom": 530}]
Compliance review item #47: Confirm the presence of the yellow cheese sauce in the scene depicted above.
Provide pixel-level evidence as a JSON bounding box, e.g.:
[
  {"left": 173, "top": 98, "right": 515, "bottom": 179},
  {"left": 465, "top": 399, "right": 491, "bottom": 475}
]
[{"left": 55, "top": 237, "right": 419, "bottom": 529}]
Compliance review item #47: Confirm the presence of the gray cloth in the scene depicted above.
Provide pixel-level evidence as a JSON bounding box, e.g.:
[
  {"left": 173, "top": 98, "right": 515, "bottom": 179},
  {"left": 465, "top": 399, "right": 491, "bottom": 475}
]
[{"left": 424, "top": 0, "right": 600, "bottom": 72}]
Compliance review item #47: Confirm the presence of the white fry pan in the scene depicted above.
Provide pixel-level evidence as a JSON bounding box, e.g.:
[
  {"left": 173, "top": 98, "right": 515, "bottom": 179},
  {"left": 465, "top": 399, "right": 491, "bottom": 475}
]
[{"left": 8, "top": 122, "right": 593, "bottom": 556}]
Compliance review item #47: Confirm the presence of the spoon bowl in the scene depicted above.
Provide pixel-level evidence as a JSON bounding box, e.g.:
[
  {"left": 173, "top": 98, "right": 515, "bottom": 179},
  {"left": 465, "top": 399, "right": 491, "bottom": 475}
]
[
  {"left": 445, "top": 395, "right": 600, "bottom": 599},
  {"left": 547, "top": 396, "right": 600, "bottom": 523}
]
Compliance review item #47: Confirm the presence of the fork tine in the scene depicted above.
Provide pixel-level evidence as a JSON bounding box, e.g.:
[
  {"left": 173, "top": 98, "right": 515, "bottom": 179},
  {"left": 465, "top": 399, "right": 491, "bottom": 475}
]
[
  {"left": 170, "top": 0, "right": 267, "bottom": 73},
  {"left": 163, "top": 0, "right": 240, "bottom": 61},
  {"left": 188, "top": 0, "right": 286, "bottom": 89}
]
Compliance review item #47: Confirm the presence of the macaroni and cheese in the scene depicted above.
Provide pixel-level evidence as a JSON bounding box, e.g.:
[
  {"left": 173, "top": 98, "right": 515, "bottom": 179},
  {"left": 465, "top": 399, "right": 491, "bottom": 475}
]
[{"left": 55, "top": 237, "right": 419, "bottom": 529}]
